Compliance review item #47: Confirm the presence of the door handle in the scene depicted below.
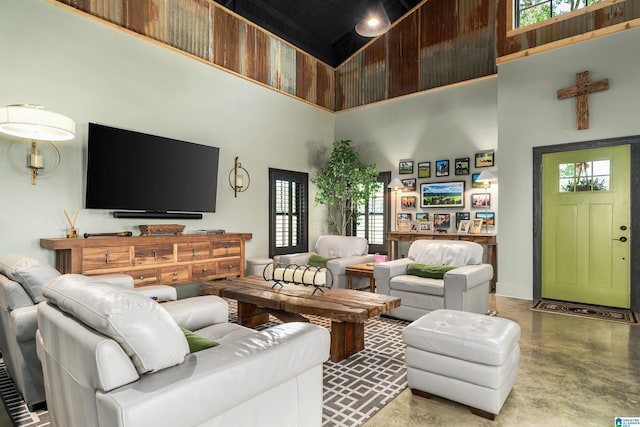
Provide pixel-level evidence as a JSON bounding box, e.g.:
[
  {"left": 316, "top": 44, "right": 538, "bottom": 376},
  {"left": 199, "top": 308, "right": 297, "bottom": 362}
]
[{"left": 613, "top": 236, "right": 628, "bottom": 242}]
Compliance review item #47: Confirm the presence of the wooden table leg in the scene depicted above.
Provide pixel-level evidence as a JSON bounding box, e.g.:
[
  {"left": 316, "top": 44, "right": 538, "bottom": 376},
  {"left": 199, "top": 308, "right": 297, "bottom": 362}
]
[
  {"left": 330, "top": 321, "right": 365, "bottom": 362},
  {"left": 237, "top": 301, "right": 270, "bottom": 328}
]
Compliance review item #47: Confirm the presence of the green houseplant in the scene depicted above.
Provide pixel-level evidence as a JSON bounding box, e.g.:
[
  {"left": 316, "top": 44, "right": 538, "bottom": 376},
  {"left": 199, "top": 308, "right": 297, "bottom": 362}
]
[{"left": 312, "top": 140, "right": 379, "bottom": 235}]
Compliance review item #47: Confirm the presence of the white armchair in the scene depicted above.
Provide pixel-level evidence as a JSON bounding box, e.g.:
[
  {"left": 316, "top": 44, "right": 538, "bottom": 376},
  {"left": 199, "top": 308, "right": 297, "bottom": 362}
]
[
  {"left": 278, "top": 235, "right": 374, "bottom": 288},
  {"left": 374, "top": 240, "right": 492, "bottom": 321}
]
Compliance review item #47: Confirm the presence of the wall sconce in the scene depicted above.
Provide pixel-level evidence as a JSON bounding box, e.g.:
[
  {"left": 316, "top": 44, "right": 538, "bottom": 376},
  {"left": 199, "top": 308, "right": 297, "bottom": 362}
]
[
  {"left": 0, "top": 104, "right": 76, "bottom": 185},
  {"left": 228, "top": 156, "right": 250, "bottom": 197}
]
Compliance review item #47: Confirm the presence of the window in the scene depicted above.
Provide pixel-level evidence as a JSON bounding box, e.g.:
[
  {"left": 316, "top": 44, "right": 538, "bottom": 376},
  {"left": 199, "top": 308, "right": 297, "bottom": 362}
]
[
  {"left": 269, "top": 169, "right": 308, "bottom": 257},
  {"left": 559, "top": 160, "right": 610, "bottom": 192},
  {"left": 354, "top": 172, "right": 390, "bottom": 254},
  {"left": 515, "top": 0, "right": 605, "bottom": 29}
]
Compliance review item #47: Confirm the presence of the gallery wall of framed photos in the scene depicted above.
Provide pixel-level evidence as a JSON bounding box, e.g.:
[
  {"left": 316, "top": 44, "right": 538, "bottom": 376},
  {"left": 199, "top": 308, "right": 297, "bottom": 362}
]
[{"left": 395, "top": 150, "right": 496, "bottom": 234}]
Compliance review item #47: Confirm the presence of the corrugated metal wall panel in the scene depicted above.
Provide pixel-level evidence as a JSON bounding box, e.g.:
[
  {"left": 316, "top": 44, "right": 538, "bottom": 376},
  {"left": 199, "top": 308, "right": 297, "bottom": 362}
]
[
  {"left": 241, "top": 22, "right": 269, "bottom": 85},
  {"left": 316, "top": 62, "right": 335, "bottom": 111},
  {"left": 388, "top": 12, "right": 420, "bottom": 99},
  {"left": 269, "top": 37, "right": 296, "bottom": 95},
  {"left": 363, "top": 37, "right": 387, "bottom": 105},
  {"left": 336, "top": 54, "right": 362, "bottom": 110},
  {"left": 61, "top": 0, "right": 124, "bottom": 24},
  {"left": 296, "top": 52, "right": 317, "bottom": 103},
  {"left": 212, "top": 7, "right": 241, "bottom": 73}
]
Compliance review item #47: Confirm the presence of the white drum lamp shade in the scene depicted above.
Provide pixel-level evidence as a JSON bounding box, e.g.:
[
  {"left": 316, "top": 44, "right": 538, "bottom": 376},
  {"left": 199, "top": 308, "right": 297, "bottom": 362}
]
[{"left": 0, "top": 104, "right": 76, "bottom": 142}]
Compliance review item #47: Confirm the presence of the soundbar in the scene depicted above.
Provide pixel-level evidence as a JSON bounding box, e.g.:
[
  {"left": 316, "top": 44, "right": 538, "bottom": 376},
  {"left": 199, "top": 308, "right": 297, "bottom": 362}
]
[{"left": 112, "top": 211, "right": 203, "bottom": 220}]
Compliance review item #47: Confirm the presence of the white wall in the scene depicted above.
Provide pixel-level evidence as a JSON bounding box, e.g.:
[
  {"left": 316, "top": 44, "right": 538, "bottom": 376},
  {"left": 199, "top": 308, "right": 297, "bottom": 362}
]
[
  {"left": 497, "top": 26, "right": 640, "bottom": 299},
  {"left": 335, "top": 77, "right": 498, "bottom": 256},
  {"left": 0, "top": 0, "right": 334, "bottom": 263}
]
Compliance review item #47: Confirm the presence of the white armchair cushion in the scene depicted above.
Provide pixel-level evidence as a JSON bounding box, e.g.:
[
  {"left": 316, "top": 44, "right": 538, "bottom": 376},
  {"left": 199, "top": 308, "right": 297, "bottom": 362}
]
[
  {"left": 0, "top": 255, "right": 60, "bottom": 303},
  {"left": 408, "top": 240, "right": 483, "bottom": 266},
  {"left": 314, "top": 235, "right": 368, "bottom": 258},
  {"left": 43, "top": 274, "right": 188, "bottom": 374}
]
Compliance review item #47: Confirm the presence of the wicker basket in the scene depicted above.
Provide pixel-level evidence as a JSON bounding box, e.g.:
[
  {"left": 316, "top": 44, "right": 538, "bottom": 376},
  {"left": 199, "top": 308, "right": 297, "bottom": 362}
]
[{"left": 139, "top": 224, "right": 185, "bottom": 236}]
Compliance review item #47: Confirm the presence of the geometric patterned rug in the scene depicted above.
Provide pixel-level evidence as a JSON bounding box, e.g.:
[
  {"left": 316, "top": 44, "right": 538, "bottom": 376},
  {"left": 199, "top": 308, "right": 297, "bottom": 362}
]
[
  {"left": 532, "top": 299, "right": 639, "bottom": 325},
  {"left": 0, "top": 299, "right": 410, "bottom": 427}
]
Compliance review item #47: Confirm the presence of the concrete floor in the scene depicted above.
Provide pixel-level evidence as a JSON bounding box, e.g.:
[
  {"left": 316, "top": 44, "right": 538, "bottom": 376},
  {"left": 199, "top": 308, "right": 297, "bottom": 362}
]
[{"left": 363, "top": 295, "right": 640, "bottom": 427}]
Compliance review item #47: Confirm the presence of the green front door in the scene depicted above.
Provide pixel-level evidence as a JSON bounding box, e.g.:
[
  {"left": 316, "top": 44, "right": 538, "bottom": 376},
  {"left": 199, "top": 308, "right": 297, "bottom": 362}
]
[{"left": 541, "top": 145, "right": 630, "bottom": 308}]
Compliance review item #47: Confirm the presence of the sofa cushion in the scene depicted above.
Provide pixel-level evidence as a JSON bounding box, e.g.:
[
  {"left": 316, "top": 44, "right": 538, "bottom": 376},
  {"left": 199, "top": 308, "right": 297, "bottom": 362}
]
[
  {"left": 314, "top": 235, "right": 368, "bottom": 258},
  {"left": 407, "top": 263, "right": 457, "bottom": 279},
  {"left": 0, "top": 256, "right": 61, "bottom": 304},
  {"left": 390, "top": 275, "right": 445, "bottom": 296},
  {"left": 180, "top": 327, "right": 219, "bottom": 353},
  {"left": 43, "top": 274, "right": 189, "bottom": 374},
  {"left": 408, "top": 240, "right": 483, "bottom": 267}
]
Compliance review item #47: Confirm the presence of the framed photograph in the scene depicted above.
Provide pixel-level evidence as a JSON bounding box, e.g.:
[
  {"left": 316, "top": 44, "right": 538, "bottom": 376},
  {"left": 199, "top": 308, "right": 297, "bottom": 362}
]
[
  {"left": 455, "top": 211, "right": 470, "bottom": 228},
  {"left": 476, "top": 211, "right": 495, "bottom": 226},
  {"left": 399, "top": 160, "right": 414, "bottom": 174},
  {"left": 420, "top": 181, "right": 465, "bottom": 208},
  {"left": 454, "top": 157, "right": 470, "bottom": 175},
  {"left": 472, "top": 173, "right": 491, "bottom": 188},
  {"left": 418, "top": 161, "right": 431, "bottom": 178},
  {"left": 471, "top": 193, "right": 491, "bottom": 208},
  {"left": 401, "top": 196, "right": 416, "bottom": 209},
  {"left": 469, "top": 218, "right": 484, "bottom": 234},
  {"left": 457, "top": 219, "right": 471, "bottom": 234},
  {"left": 418, "top": 221, "right": 433, "bottom": 233},
  {"left": 397, "top": 213, "right": 412, "bottom": 221},
  {"left": 433, "top": 213, "right": 450, "bottom": 229},
  {"left": 475, "top": 151, "right": 494, "bottom": 168},
  {"left": 416, "top": 212, "right": 429, "bottom": 222},
  {"left": 401, "top": 178, "right": 416, "bottom": 192},
  {"left": 398, "top": 220, "right": 412, "bottom": 232},
  {"left": 435, "top": 159, "right": 450, "bottom": 177}
]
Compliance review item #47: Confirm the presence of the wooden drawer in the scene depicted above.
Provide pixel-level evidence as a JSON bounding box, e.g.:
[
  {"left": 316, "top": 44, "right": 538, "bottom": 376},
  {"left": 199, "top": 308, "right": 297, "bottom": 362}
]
[
  {"left": 213, "top": 240, "right": 241, "bottom": 258},
  {"left": 176, "top": 242, "right": 211, "bottom": 262},
  {"left": 159, "top": 265, "right": 190, "bottom": 284},
  {"left": 218, "top": 258, "right": 241, "bottom": 276},
  {"left": 134, "top": 244, "right": 174, "bottom": 265},
  {"left": 125, "top": 268, "right": 159, "bottom": 287},
  {"left": 82, "top": 246, "right": 132, "bottom": 271},
  {"left": 191, "top": 261, "right": 218, "bottom": 280}
]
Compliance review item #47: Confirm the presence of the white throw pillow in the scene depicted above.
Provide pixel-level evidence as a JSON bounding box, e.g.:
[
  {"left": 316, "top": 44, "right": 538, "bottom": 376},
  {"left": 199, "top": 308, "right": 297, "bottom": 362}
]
[{"left": 43, "top": 274, "right": 189, "bottom": 374}]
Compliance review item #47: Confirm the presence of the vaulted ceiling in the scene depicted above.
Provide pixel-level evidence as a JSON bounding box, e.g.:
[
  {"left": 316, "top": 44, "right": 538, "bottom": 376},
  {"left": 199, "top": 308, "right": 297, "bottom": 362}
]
[{"left": 211, "top": 0, "right": 423, "bottom": 67}]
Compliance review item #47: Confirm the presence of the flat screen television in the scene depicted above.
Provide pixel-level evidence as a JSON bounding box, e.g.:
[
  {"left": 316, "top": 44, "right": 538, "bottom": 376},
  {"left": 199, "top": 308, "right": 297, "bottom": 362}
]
[{"left": 86, "top": 123, "right": 219, "bottom": 219}]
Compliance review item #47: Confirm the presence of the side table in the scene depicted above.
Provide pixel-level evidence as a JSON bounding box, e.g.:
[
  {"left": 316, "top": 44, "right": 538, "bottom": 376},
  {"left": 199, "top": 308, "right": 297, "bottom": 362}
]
[{"left": 345, "top": 263, "right": 376, "bottom": 292}]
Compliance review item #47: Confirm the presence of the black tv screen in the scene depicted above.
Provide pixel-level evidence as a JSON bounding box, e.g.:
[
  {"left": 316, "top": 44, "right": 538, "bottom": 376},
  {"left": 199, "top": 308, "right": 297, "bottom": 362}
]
[{"left": 86, "top": 123, "right": 219, "bottom": 214}]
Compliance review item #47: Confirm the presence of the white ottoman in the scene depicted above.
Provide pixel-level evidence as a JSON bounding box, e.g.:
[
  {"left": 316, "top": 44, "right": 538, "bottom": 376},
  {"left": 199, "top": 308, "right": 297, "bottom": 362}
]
[
  {"left": 246, "top": 257, "right": 273, "bottom": 276},
  {"left": 403, "top": 309, "right": 520, "bottom": 420}
]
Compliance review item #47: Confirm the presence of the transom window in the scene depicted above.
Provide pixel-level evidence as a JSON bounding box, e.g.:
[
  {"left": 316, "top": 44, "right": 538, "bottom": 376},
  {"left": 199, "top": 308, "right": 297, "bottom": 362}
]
[
  {"left": 559, "top": 160, "right": 610, "bottom": 192},
  {"left": 515, "top": 0, "right": 605, "bottom": 29}
]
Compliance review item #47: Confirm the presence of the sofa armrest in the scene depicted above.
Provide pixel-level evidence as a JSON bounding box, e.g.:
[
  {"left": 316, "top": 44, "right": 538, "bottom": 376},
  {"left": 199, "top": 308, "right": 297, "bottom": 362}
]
[
  {"left": 373, "top": 258, "right": 413, "bottom": 295},
  {"left": 96, "top": 323, "right": 330, "bottom": 427},
  {"left": 278, "top": 252, "right": 313, "bottom": 266},
  {"left": 11, "top": 305, "right": 38, "bottom": 343},
  {"left": 444, "top": 264, "right": 493, "bottom": 292}
]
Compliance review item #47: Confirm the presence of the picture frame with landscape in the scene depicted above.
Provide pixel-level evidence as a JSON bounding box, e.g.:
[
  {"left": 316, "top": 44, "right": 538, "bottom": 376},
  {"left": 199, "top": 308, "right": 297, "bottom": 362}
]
[
  {"left": 475, "top": 151, "right": 494, "bottom": 168},
  {"left": 472, "top": 173, "right": 490, "bottom": 188},
  {"left": 416, "top": 212, "right": 429, "bottom": 222},
  {"left": 420, "top": 181, "right": 465, "bottom": 208},
  {"left": 399, "top": 160, "right": 414, "bottom": 174},
  {"left": 475, "top": 211, "right": 495, "bottom": 226},
  {"left": 418, "top": 221, "right": 433, "bottom": 233},
  {"left": 418, "top": 161, "right": 431, "bottom": 178}
]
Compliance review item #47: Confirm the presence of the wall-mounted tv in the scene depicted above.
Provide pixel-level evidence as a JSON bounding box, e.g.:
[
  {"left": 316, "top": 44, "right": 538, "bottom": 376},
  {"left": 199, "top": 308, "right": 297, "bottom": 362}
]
[{"left": 86, "top": 123, "right": 219, "bottom": 219}]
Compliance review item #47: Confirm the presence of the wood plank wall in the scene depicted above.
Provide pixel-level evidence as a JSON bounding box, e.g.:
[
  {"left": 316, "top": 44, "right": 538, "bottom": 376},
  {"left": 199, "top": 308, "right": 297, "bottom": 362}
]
[
  {"left": 54, "top": 0, "right": 639, "bottom": 112},
  {"left": 55, "top": 0, "right": 335, "bottom": 111},
  {"left": 335, "top": 0, "right": 498, "bottom": 111}
]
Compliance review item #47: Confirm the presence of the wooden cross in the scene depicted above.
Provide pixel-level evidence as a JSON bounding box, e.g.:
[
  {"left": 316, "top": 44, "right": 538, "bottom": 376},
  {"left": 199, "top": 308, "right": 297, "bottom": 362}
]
[{"left": 557, "top": 71, "right": 609, "bottom": 130}]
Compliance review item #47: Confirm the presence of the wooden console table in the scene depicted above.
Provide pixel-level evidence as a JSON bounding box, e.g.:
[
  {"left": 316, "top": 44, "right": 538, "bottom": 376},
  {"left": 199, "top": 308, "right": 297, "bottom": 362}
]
[
  {"left": 40, "top": 233, "right": 252, "bottom": 287},
  {"left": 387, "top": 232, "right": 497, "bottom": 291}
]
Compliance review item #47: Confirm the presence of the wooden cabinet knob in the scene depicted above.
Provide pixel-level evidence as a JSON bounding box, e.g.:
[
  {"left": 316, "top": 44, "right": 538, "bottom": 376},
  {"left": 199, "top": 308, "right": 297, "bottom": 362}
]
[
  {"left": 173, "top": 271, "right": 178, "bottom": 276},
  {"left": 138, "top": 275, "right": 145, "bottom": 280}
]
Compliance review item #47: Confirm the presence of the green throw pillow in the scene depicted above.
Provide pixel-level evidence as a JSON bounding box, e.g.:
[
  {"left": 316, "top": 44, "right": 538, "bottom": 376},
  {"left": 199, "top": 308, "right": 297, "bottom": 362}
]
[
  {"left": 308, "top": 254, "right": 332, "bottom": 268},
  {"left": 180, "top": 327, "right": 220, "bottom": 353},
  {"left": 407, "top": 263, "right": 457, "bottom": 279}
]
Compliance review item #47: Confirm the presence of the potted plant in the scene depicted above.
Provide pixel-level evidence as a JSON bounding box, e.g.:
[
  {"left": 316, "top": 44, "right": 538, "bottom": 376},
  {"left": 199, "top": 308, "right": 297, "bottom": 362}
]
[{"left": 312, "top": 140, "right": 379, "bottom": 235}]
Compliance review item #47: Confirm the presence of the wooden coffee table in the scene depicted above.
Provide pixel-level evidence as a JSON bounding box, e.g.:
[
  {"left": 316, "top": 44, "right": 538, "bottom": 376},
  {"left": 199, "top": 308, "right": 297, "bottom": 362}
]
[
  {"left": 345, "top": 262, "right": 376, "bottom": 292},
  {"left": 201, "top": 276, "right": 400, "bottom": 362}
]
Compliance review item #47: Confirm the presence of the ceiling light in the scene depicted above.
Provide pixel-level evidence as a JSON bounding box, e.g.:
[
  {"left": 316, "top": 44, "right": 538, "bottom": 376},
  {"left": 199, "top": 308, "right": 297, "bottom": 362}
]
[{"left": 356, "top": 1, "right": 391, "bottom": 38}]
